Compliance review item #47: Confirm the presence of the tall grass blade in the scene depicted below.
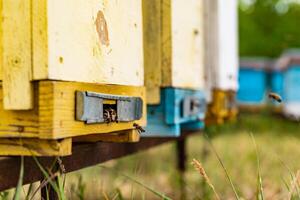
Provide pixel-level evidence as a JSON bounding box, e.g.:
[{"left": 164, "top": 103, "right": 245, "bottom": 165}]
[
  {"left": 288, "top": 170, "right": 300, "bottom": 200},
  {"left": 0, "top": 191, "right": 9, "bottom": 200},
  {"left": 25, "top": 183, "right": 33, "bottom": 200},
  {"left": 204, "top": 134, "right": 240, "bottom": 200},
  {"left": 99, "top": 166, "right": 172, "bottom": 200},
  {"left": 282, "top": 177, "right": 291, "bottom": 192},
  {"left": 191, "top": 158, "right": 220, "bottom": 200},
  {"left": 30, "top": 172, "right": 60, "bottom": 200},
  {"left": 57, "top": 176, "right": 66, "bottom": 200},
  {"left": 278, "top": 158, "right": 300, "bottom": 198},
  {"left": 75, "top": 175, "right": 85, "bottom": 200},
  {"left": 32, "top": 157, "right": 61, "bottom": 199},
  {"left": 102, "top": 190, "right": 110, "bottom": 200},
  {"left": 250, "top": 133, "right": 264, "bottom": 200},
  {"left": 45, "top": 187, "right": 49, "bottom": 200},
  {"left": 13, "top": 156, "right": 24, "bottom": 200}
]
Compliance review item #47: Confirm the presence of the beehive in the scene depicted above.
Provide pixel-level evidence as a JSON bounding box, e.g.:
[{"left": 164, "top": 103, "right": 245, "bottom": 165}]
[
  {"left": 238, "top": 58, "right": 272, "bottom": 109},
  {"left": 0, "top": 0, "right": 146, "bottom": 155},
  {"left": 142, "top": 0, "right": 206, "bottom": 137},
  {"left": 204, "top": 0, "right": 239, "bottom": 124},
  {"left": 143, "top": 0, "right": 205, "bottom": 104},
  {"left": 273, "top": 49, "right": 300, "bottom": 120},
  {"left": 1, "top": 0, "right": 144, "bottom": 110}
]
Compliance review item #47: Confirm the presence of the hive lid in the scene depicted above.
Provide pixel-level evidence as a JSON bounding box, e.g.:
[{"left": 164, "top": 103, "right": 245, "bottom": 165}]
[
  {"left": 274, "top": 49, "right": 300, "bottom": 71},
  {"left": 240, "top": 57, "right": 274, "bottom": 71}
]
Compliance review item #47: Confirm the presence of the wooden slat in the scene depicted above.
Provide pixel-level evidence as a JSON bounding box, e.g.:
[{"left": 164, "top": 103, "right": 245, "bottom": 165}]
[
  {"left": 38, "top": 81, "right": 146, "bottom": 139},
  {"left": 0, "top": 83, "right": 38, "bottom": 138},
  {"left": 2, "top": 0, "right": 33, "bottom": 110},
  {"left": 142, "top": 0, "right": 162, "bottom": 104},
  {"left": 0, "top": 138, "right": 72, "bottom": 156},
  {"left": 32, "top": 0, "right": 144, "bottom": 87},
  {"left": 0, "top": 1, "right": 3, "bottom": 80},
  {"left": 166, "top": 0, "right": 205, "bottom": 89},
  {"left": 161, "top": 0, "right": 173, "bottom": 86},
  {"left": 32, "top": 0, "right": 48, "bottom": 79},
  {"left": 74, "top": 129, "right": 140, "bottom": 143}
]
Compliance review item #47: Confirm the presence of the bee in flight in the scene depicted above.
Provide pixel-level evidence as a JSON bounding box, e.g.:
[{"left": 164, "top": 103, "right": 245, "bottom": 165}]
[{"left": 268, "top": 92, "right": 282, "bottom": 103}]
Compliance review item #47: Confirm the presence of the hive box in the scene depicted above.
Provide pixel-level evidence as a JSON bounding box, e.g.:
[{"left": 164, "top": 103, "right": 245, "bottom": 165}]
[
  {"left": 238, "top": 58, "right": 272, "bottom": 109},
  {"left": 1, "top": 0, "right": 144, "bottom": 110},
  {"left": 272, "top": 50, "right": 300, "bottom": 120},
  {"left": 0, "top": 0, "right": 146, "bottom": 155},
  {"left": 142, "top": 0, "right": 206, "bottom": 137},
  {"left": 204, "top": 0, "right": 239, "bottom": 124}
]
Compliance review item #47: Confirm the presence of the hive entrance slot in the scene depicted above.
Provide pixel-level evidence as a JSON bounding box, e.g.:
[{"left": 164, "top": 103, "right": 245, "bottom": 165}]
[{"left": 103, "top": 100, "right": 118, "bottom": 123}]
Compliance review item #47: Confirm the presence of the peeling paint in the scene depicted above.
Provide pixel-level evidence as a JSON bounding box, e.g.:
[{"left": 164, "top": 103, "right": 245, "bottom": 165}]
[{"left": 95, "top": 10, "right": 110, "bottom": 46}]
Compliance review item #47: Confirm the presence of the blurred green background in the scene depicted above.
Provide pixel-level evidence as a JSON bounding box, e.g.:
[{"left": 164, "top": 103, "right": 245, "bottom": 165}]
[{"left": 239, "top": 0, "right": 300, "bottom": 57}]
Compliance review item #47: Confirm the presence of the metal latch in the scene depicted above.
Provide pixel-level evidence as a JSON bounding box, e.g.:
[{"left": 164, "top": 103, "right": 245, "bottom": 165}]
[
  {"left": 76, "top": 91, "right": 143, "bottom": 124},
  {"left": 182, "top": 96, "right": 206, "bottom": 118}
]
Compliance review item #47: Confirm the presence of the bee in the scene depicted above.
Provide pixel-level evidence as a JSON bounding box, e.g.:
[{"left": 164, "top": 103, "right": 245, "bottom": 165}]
[
  {"left": 133, "top": 123, "right": 146, "bottom": 134},
  {"left": 103, "top": 108, "right": 118, "bottom": 124},
  {"left": 268, "top": 92, "right": 282, "bottom": 103}
]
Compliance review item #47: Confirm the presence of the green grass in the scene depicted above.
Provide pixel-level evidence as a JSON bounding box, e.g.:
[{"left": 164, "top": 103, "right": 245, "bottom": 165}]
[
  {"left": 3, "top": 111, "right": 300, "bottom": 199},
  {"left": 63, "top": 111, "right": 300, "bottom": 199}
]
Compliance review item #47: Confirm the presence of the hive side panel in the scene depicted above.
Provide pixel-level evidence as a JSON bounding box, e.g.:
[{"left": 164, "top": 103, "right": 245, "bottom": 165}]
[
  {"left": 143, "top": 0, "right": 162, "bottom": 104},
  {"left": 171, "top": 0, "right": 205, "bottom": 89},
  {"left": 216, "top": 0, "right": 239, "bottom": 90},
  {"left": 204, "top": 0, "right": 219, "bottom": 102},
  {"left": 2, "top": 0, "right": 33, "bottom": 110},
  {"left": 41, "top": 0, "right": 144, "bottom": 86}
]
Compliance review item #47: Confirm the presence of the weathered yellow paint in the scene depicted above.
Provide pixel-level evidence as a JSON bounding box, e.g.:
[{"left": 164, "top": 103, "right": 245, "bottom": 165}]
[
  {"left": 206, "top": 89, "right": 238, "bottom": 125},
  {"left": 0, "top": 83, "right": 38, "bottom": 138},
  {"left": 161, "top": 0, "right": 173, "bottom": 87},
  {"left": 2, "top": 0, "right": 33, "bottom": 110},
  {"left": 32, "top": 0, "right": 48, "bottom": 79},
  {"left": 74, "top": 129, "right": 140, "bottom": 143},
  {"left": 0, "top": 81, "right": 146, "bottom": 139},
  {"left": 143, "top": 0, "right": 205, "bottom": 104},
  {"left": 142, "top": 0, "right": 162, "bottom": 104},
  {"left": 0, "top": 1, "right": 3, "bottom": 80},
  {"left": 32, "top": 0, "right": 144, "bottom": 87},
  {"left": 0, "top": 138, "right": 72, "bottom": 156}
]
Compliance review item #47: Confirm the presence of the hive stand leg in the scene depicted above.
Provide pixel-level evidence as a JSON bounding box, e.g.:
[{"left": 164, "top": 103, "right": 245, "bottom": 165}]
[{"left": 176, "top": 138, "right": 186, "bottom": 200}]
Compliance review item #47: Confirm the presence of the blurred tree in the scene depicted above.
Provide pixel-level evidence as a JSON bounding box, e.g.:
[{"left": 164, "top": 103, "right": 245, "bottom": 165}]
[{"left": 239, "top": 0, "right": 300, "bottom": 57}]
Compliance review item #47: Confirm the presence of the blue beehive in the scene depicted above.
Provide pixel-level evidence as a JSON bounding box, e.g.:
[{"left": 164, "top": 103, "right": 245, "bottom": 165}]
[
  {"left": 237, "top": 58, "right": 271, "bottom": 107},
  {"left": 272, "top": 50, "right": 300, "bottom": 119},
  {"left": 143, "top": 88, "right": 206, "bottom": 137}
]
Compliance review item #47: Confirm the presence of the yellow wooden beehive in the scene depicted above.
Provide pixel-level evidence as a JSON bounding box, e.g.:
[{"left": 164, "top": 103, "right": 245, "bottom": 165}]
[
  {"left": 143, "top": 0, "right": 206, "bottom": 105},
  {"left": 0, "top": 0, "right": 146, "bottom": 156}
]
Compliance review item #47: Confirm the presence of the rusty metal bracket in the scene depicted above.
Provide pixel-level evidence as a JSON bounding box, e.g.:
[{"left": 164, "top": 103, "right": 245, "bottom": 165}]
[{"left": 76, "top": 91, "right": 143, "bottom": 124}]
